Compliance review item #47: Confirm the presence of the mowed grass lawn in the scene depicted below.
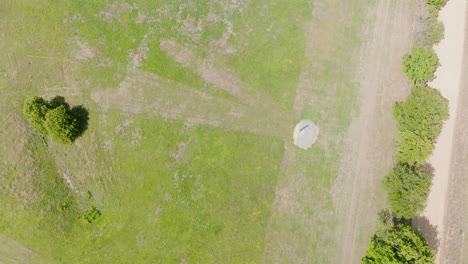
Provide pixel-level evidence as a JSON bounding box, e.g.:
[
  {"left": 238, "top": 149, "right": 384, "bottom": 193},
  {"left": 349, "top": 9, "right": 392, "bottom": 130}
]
[{"left": 0, "top": 0, "right": 371, "bottom": 263}]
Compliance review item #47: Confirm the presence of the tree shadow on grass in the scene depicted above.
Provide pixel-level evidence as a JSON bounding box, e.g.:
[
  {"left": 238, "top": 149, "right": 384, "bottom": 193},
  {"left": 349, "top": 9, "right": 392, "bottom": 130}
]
[
  {"left": 70, "top": 105, "right": 89, "bottom": 141},
  {"left": 412, "top": 216, "right": 440, "bottom": 253},
  {"left": 50, "top": 96, "right": 89, "bottom": 142},
  {"left": 50, "top": 96, "right": 70, "bottom": 109}
]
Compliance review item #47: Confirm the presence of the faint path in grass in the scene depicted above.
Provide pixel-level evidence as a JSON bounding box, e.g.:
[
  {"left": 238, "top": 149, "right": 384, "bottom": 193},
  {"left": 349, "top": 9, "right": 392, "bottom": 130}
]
[
  {"left": 333, "top": 0, "right": 420, "bottom": 263},
  {"left": 0, "top": 234, "right": 51, "bottom": 264},
  {"left": 91, "top": 35, "right": 290, "bottom": 138},
  {"left": 262, "top": 0, "right": 373, "bottom": 262},
  {"left": 263, "top": 0, "right": 420, "bottom": 263}
]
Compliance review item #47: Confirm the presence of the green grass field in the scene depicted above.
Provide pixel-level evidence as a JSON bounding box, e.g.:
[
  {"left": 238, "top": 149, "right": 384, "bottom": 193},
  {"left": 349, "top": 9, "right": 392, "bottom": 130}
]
[{"left": 0, "top": 0, "right": 372, "bottom": 263}]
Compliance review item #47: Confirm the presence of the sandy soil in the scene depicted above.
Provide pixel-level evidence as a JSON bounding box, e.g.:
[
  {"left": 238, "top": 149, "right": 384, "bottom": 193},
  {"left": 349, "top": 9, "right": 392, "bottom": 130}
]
[
  {"left": 417, "top": 0, "right": 468, "bottom": 262},
  {"left": 440, "top": 39, "right": 468, "bottom": 263}
]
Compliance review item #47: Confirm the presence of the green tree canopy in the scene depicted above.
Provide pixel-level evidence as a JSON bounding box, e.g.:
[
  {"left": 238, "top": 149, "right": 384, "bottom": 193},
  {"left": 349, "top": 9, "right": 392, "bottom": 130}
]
[
  {"left": 361, "top": 224, "right": 435, "bottom": 264},
  {"left": 383, "top": 162, "right": 432, "bottom": 219},
  {"left": 402, "top": 45, "right": 439, "bottom": 85},
  {"left": 23, "top": 96, "right": 53, "bottom": 137},
  {"left": 44, "top": 106, "right": 78, "bottom": 144},
  {"left": 23, "top": 96, "right": 88, "bottom": 144},
  {"left": 393, "top": 86, "right": 448, "bottom": 164},
  {"left": 396, "top": 130, "right": 434, "bottom": 164}
]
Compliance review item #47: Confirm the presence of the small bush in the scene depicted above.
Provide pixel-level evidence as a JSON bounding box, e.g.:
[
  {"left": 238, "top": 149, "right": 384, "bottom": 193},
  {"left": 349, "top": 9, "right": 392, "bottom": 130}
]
[
  {"left": 375, "top": 209, "right": 394, "bottom": 237},
  {"left": 361, "top": 224, "right": 435, "bottom": 264},
  {"left": 44, "top": 106, "right": 78, "bottom": 144},
  {"left": 427, "top": 0, "right": 447, "bottom": 13},
  {"left": 425, "top": 15, "right": 444, "bottom": 46},
  {"left": 383, "top": 162, "right": 432, "bottom": 219},
  {"left": 402, "top": 45, "right": 439, "bottom": 84},
  {"left": 81, "top": 206, "right": 102, "bottom": 223}
]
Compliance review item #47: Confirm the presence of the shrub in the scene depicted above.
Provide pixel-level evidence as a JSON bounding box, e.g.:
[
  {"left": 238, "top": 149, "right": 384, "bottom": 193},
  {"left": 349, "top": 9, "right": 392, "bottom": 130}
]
[
  {"left": 427, "top": 0, "right": 447, "bottom": 13},
  {"left": 374, "top": 209, "right": 394, "bottom": 238},
  {"left": 361, "top": 224, "right": 435, "bottom": 264},
  {"left": 81, "top": 206, "right": 102, "bottom": 223},
  {"left": 383, "top": 162, "right": 432, "bottom": 219},
  {"left": 44, "top": 106, "right": 78, "bottom": 144},
  {"left": 23, "top": 97, "right": 53, "bottom": 137},
  {"left": 402, "top": 45, "right": 439, "bottom": 84},
  {"left": 425, "top": 15, "right": 444, "bottom": 46}
]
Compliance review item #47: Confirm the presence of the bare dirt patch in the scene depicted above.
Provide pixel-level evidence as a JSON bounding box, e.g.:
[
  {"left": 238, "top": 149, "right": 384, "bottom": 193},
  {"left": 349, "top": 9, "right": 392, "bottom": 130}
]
[
  {"left": 159, "top": 39, "right": 255, "bottom": 104},
  {"left": 74, "top": 38, "right": 101, "bottom": 60}
]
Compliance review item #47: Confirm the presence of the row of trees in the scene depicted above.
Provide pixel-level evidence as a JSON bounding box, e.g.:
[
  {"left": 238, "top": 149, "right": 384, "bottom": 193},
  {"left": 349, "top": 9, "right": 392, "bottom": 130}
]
[
  {"left": 23, "top": 96, "right": 88, "bottom": 144},
  {"left": 361, "top": 0, "right": 448, "bottom": 263}
]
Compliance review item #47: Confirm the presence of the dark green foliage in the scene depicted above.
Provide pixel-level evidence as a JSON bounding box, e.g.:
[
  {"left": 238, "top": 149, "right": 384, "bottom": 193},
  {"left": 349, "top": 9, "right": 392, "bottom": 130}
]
[
  {"left": 383, "top": 163, "right": 432, "bottom": 219},
  {"left": 23, "top": 97, "right": 53, "bottom": 137},
  {"left": 23, "top": 96, "right": 89, "bottom": 143},
  {"left": 393, "top": 86, "right": 448, "bottom": 164},
  {"left": 361, "top": 224, "right": 435, "bottom": 264},
  {"left": 81, "top": 206, "right": 101, "bottom": 223},
  {"left": 402, "top": 45, "right": 439, "bottom": 85},
  {"left": 44, "top": 106, "right": 78, "bottom": 144},
  {"left": 425, "top": 15, "right": 444, "bottom": 46}
]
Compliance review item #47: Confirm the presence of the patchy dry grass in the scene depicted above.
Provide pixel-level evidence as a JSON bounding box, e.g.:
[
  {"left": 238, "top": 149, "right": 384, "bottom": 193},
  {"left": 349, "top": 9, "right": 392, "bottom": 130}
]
[{"left": 0, "top": 0, "right": 375, "bottom": 263}]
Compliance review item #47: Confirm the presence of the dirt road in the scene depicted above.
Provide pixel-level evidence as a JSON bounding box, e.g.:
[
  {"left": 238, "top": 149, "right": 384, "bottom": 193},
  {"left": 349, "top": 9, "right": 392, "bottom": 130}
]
[{"left": 416, "top": 0, "right": 468, "bottom": 262}]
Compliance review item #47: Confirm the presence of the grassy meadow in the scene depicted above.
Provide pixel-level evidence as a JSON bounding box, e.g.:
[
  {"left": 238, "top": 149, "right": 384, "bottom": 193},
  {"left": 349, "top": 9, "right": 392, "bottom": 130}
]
[{"left": 0, "top": 0, "right": 373, "bottom": 263}]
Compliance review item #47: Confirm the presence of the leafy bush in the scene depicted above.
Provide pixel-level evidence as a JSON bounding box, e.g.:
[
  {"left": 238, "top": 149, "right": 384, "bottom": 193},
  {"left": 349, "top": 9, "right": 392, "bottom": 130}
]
[
  {"left": 81, "top": 206, "right": 102, "bottom": 223},
  {"left": 44, "top": 106, "right": 78, "bottom": 144},
  {"left": 23, "top": 97, "right": 53, "bottom": 137},
  {"left": 23, "top": 96, "right": 88, "bottom": 143},
  {"left": 393, "top": 86, "right": 448, "bottom": 164},
  {"left": 425, "top": 15, "right": 444, "bottom": 46},
  {"left": 427, "top": 0, "right": 447, "bottom": 12},
  {"left": 361, "top": 224, "right": 435, "bottom": 264},
  {"left": 402, "top": 45, "right": 439, "bottom": 84},
  {"left": 383, "top": 162, "right": 432, "bottom": 219},
  {"left": 374, "top": 209, "right": 394, "bottom": 238}
]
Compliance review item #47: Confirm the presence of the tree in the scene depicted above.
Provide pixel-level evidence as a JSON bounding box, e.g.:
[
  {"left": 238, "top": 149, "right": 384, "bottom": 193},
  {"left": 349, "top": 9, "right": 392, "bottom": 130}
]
[
  {"left": 396, "top": 130, "right": 434, "bottom": 165},
  {"left": 23, "top": 96, "right": 88, "bottom": 144},
  {"left": 393, "top": 86, "right": 448, "bottom": 164},
  {"left": 383, "top": 162, "right": 432, "bottom": 219},
  {"left": 44, "top": 106, "right": 78, "bottom": 144},
  {"left": 23, "top": 96, "right": 53, "bottom": 137},
  {"left": 402, "top": 45, "right": 439, "bottom": 85},
  {"left": 361, "top": 224, "right": 435, "bottom": 264}
]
